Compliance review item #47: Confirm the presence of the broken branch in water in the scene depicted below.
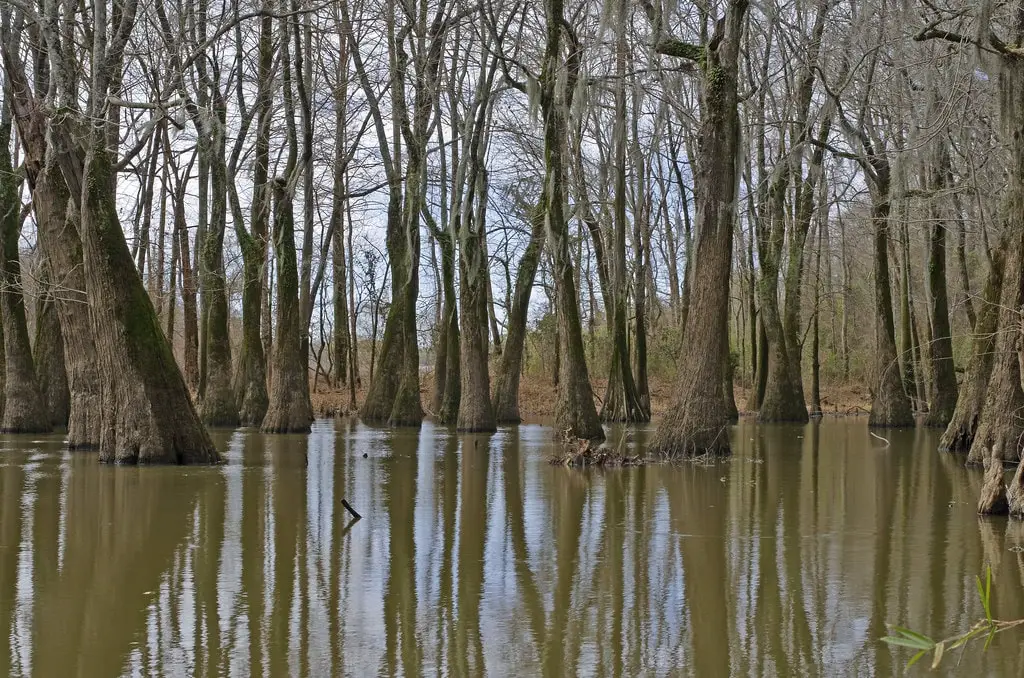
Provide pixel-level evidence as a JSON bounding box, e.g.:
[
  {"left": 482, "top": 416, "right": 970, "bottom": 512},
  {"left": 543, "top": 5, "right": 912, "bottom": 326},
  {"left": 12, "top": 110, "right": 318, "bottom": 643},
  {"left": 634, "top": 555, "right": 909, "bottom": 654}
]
[{"left": 341, "top": 499, "right": 362, "bottom": 520}]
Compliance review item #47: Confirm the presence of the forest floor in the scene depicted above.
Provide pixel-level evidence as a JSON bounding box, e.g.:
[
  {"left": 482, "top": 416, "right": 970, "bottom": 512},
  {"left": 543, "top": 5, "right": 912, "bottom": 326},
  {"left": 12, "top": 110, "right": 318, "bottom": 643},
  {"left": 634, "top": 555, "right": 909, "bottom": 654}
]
[{"left": 310, "top": 371, "right": 874, "bottom": 421}]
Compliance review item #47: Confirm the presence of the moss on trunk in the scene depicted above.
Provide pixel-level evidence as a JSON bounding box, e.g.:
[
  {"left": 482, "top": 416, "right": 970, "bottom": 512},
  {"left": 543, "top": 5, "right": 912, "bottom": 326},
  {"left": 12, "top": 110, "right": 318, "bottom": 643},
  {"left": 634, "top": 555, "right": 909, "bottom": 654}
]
[
  {"left": 79, "top": 145, "right": 218, "bottom": 464},
  {"left": 923, "top": 145, "right": 959, "bottom": 428},
  {"left": 232, "top": 232, "right": 269, "bottom": 426}
]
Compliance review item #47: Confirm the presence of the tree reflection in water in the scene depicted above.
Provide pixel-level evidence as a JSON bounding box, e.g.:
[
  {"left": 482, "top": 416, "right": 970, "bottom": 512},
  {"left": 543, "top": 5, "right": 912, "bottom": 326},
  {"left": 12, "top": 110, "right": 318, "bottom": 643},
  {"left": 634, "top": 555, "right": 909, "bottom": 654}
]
[{"left": 0, "top": 418, "right": 1022, "bottom": 676}]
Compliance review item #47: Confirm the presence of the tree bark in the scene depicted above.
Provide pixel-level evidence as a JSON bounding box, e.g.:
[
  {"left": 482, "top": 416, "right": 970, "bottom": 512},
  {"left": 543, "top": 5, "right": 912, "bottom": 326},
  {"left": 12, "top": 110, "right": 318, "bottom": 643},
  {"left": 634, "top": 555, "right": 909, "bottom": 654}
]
[
  {"left": 867, "top": 180, "right": 914, "bottom": 428},
  {"left": 77, "top": 140, "right": 219, "bottom": 463},
  {"left": 757, "top": 174, "right": 808, "bottom": 423},
  {"left": 173, "top": 184, "right": 200, "bottom": 394},
  {"left": 231, "top": 11, "right": 272, "bottom": 427},
  {"left": 33, "top": 275, "right": 70, "bottom": 428},
  {"left": 967, "top": 230, "right": 1024, "bottom": 467},
  {"left": 456, "top": 167, "right": 496, "bottom": 432},
  {"left": 0, "top": 113, "right": 50, "bottom": 433},
  {"left": 432, "top": 229, "right": 460, "bottom": 423},
  {"left": 197, "top": 106, "right": 237, "bottom": 427},
  {"left": 650, "top": 1, "right": 748, "bottom": 458},
  {"left": 26, "top": 148, "right": 103, "bottom": 447},
  {"left": 331, "top": 121, "right": 351, "bottom": 390},
  {"left": 923, "top": 140, "right": 959, "bottom": 427},
  {"left": 601, "top": 0, "right": 647, "bottom": 423},
  {"left": 540, "top": 0, "right": 604, "bottom": 442},
  {"left": 261, "top": 179, "right": 314, "bottom": 433},
  {"left": 492, "top": 201, "right": 545, "bottom": 423},
  {"left": 941, "top": 235, "right": 1006, "bottom": 453}
]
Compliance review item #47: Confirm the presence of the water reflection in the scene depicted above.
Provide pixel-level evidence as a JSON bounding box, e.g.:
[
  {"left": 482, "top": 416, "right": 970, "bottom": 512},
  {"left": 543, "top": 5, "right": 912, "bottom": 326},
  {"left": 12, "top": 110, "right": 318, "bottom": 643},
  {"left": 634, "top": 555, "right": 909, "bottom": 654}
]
[{"left": 1, "top": 419, "right": 1024, "bottom": 676}]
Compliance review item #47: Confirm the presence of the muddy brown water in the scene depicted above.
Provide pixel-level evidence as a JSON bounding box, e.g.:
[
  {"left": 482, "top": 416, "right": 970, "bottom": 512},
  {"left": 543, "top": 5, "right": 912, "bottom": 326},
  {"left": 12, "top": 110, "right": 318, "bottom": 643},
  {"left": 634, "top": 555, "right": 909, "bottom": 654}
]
[{"left": 1, "top": 418, "right": 1023, "bottom": 677}]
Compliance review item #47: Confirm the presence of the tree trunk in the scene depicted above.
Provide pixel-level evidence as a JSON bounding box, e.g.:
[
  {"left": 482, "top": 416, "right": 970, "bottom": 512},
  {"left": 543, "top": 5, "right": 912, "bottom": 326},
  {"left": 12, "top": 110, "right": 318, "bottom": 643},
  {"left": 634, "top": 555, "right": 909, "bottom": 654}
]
[
  {"left": 261, "top": 179, "right": 314, "bottom": 433},
  {"left": 967, "top": 230, "right": 1024, "bottom": 468},
  {"left": 76, "top": 139, "right": 218, "bottom": 463},
  {"left": 977, "top": 447, "right": 1009, "bottom": 516},
  {"left": 456, "top": 167, "right": 496, "bottom": 432},
  {"left": 747, "top": 313, "right": 768, "bottom": 411},
  {"left": 492, "top": 201, "right": 545, "bottom": 423},
  {"left": 174, "top": 187, "right": 200, "bottom": 393},
  {"left": 540, "top": 0, "right": 604, "bottom": 442},
  {"left": 757, "top": 191, "right": 808, "bottom": 423},
  {"left": 33, "top": 278, "right": 70, "bottom": 428},
  {"left": 30, "top": 159, "right": 103, "bottom": 447},
  {"left": 868, "top": 182, "right": 914, "bottom": 428},
  {"left": 897, "top": 227, "right": 920, "bottom": 412},
  {"left": 941, "top": 235, "right": 1006, "bottom": 453},
  {"left": 810, "top": 221, "right": 823, "bottom": 417},
  {"left": 923, "top": 141, "right": 959, "bottom": 427},
  {"left": 432, "top": 231, "right": 460, "bottom": 423},
  {"left": 359, "top": 184, "right": 424, "bottom": 425},
  {"left": 331, "top": 149, "right": 351, "bottom": 390},
  {"left": 231, "top": 12, "right": 272, "bottom": 427},
  {"left": 198, "top": 120, "right": 237, "bottom": 427},
  {"left": 0, "top": 114, "right": 50, "bottom": 433},
  {"left": 650, "top": 1, "right": 748, "bottom": 457},
  {"left": 601, "top": 0, "right": 647, "bottom": 424}
]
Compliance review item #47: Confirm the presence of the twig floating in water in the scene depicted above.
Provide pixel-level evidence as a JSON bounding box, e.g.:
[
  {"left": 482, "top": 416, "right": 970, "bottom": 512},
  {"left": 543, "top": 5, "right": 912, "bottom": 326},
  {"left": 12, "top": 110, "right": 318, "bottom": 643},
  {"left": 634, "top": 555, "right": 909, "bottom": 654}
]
[
  {"left": 341, "top": 499, "right": 362, "bottom": 520},
  {"left": 869, "top": 431, "right": 891, "bottom": 448}
]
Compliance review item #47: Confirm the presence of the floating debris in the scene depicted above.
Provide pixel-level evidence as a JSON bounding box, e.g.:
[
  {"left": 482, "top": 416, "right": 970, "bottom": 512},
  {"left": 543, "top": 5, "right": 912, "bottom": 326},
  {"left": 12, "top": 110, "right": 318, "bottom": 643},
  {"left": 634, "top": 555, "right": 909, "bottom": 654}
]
[{"left": 548, "top": 437, "right": 646, "bottom": 468}]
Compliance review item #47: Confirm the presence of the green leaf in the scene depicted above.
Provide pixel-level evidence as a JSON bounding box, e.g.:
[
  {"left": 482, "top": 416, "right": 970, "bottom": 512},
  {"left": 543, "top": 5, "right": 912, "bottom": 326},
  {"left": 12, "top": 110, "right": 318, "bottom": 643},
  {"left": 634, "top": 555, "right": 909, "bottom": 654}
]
[
  {"left": 986, "top": 567, "right": 993, "bottom": 620},
  {"left": 882, "top": 627, "right": 935, "bottom": 651},
  {"left": 977, "top": 568, "right": 993, "bottom": 621},
  {"left": 983, "top": 627, "right": 997, "bottom": 651},
  {"left": 892, "top": 627, "right": 936, "bottom": 648},
  {"left": 906, "top": 650, "right": 927, "bottom": 668}
]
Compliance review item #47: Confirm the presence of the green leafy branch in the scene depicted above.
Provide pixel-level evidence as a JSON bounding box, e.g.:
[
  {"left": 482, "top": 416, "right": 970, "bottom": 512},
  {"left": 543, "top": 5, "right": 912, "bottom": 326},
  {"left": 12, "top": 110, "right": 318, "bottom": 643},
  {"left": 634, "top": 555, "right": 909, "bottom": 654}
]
[{"left": 882, "top": 567, "right": 1024, "bottom": 669}]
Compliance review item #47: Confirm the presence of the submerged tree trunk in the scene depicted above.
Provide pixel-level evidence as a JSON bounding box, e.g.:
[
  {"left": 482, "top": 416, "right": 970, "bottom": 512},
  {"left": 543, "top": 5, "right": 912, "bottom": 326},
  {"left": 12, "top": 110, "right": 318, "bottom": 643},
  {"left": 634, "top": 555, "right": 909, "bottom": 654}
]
[
  {"left": 492, "top": 202, "right": 546, "bottom": 423},
  {"left": 540, "top": 0, "right": 604, "bottom": 442},
  {"left": 0, "top": 113, "right": 50, "bottom": 433},
  {"left": 941, "top": 236, "right": 1006, "bottom": 453},
  {"left": 261, "top": 179, "right": 314, "bottom": 433},
  {"left": 650, "top": 0, "right": 748, "bottom": 458}
]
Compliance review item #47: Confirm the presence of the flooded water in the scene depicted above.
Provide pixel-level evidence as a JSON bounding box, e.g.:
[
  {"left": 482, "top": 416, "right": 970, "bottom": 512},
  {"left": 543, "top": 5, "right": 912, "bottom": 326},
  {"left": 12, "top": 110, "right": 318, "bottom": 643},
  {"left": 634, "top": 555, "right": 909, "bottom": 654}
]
[{"left": 2, "top": 418, "right": 1024, "bottom": 676}]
